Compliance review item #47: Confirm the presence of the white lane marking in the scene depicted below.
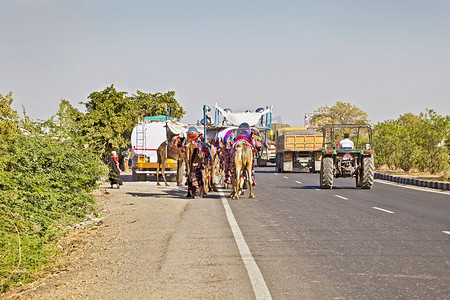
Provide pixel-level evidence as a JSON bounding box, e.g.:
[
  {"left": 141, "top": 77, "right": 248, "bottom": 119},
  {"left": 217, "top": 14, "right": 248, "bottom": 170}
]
[
  {"left": 295, "top": 181, "right": 302, "bottom": 184},
  {"left": 219, "top": 189, "right": 272, "bottom": 299},
  {"left": 372, "top": 207, "right": 395, "bottom": 214},
  {"left": 335, "top": 195, "right": 348, "bottom": 200},
  {"left": 274, "top": 173, "right": 279, "bottom": 175},
  {"left": 375, "top": 180, "right": 450, "bottom": 195},
  {"left": 443, "top": 231, "right": 450, "bottom": 235},
  {"left": 283, "top": 176, "right": 289, "bottom": 179}
]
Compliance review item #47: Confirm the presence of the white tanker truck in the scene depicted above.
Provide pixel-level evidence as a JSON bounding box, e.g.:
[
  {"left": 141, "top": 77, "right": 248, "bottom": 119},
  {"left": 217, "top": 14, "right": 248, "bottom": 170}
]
[{"left": 130, "top": 116, "right": 186, "bottom": 181}]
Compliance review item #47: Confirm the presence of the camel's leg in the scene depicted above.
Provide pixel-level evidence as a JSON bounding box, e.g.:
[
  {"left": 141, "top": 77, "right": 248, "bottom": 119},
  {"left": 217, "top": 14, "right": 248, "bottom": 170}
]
[
  {"left": 208, "top": 165, "right": 213, "bottom": 192},
  {"left": 247, "top": 164, "right": 255, "bottom": 198},
  {"left": 233, "top": 161, "right": 241, "bottom": 200},
  {"left": 161, "top": 158, "right": 169, "bottom": 186},
  {"left": 176, "top": 159, "right": 183, "bottom": 186},
  {"left": 202, "top": 168, "right": 208, "bottom": 196},
  {"left": 211, "top": 157, "right": 219, "bottom": 192},
  {"left": 156, "top": 158, "right": 161, "bottom": 186},
  {"left": 228, "top": 175, "right": 236, "bottom": 198},
  {"left": 227, "top": 174, "right": 236, "bottom": 198},
  {"left": 185, "top": 146, "right": 192, "bottom": 175},
  {"left": 228, "top": 163, "right": 237, "bottom": 198}
]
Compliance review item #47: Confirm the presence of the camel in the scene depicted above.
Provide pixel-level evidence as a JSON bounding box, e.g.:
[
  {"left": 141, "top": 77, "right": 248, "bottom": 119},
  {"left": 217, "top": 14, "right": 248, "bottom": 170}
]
[
  {"left": 201, "top": 144, "right": 220, "bottom": 193},
  {"left": 230, "top": 141, "right": 255, "bottom": 199},
  {"left": 156, "top": 135, "right": 185, "bottom": 186}
]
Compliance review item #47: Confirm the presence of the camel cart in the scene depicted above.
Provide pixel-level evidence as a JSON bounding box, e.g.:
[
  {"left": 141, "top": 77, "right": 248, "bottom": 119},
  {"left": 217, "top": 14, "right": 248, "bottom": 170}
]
[{"left": 210, "top": 103, "right": 273, "bottom": 165}]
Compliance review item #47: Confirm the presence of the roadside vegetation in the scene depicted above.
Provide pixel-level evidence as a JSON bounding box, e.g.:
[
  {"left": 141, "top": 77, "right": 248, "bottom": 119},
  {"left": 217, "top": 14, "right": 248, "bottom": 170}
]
[
  {"left": 0, "top": 86, "right": 185, "bottom": 293},
  {"left": 311, "top": 102, "right": 449, "bottom": 177},
  {"left": 374, "top": 110, "right": 449, "bottom": 177}
]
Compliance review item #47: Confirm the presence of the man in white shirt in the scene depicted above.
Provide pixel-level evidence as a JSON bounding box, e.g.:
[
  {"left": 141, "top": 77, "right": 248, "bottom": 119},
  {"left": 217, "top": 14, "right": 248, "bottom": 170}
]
[{"left": 339, "top": 133, "right": 354, "bottom": 149}]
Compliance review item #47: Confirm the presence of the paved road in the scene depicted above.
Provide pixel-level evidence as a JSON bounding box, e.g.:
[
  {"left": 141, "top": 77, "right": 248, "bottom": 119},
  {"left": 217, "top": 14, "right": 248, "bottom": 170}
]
[{"left": 227, "top": 166, "right": 450, "bottom": 299}]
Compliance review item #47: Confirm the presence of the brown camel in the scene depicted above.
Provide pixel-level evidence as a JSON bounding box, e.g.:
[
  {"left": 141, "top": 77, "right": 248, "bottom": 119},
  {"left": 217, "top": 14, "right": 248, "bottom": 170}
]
[
  {"left": 156, "top": 135, "right": 185, "bottom": 186},
  {"left": 230, "top": 142, "right": 255, "bottom": 199}
]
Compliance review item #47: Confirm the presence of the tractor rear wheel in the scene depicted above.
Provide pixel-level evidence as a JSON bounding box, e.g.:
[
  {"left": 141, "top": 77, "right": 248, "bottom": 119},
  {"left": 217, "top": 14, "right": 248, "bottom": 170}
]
[
  {"left": 361, "top": 156, "right": 374, "bottom": 189},
  {"left": 321, "top": 156, "right": 333, "bottom": 189}
]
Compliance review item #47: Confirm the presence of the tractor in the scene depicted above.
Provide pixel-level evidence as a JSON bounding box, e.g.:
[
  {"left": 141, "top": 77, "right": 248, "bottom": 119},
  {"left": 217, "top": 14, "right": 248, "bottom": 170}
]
[{"left": 320, "top": 124, "right": 374, "bottom": 189}]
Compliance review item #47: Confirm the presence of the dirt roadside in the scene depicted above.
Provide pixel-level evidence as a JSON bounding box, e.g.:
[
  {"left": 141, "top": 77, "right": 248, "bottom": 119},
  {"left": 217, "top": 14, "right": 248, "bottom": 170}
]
[{"left": 4, "top": 174, "right": 254, "bottom": 300}]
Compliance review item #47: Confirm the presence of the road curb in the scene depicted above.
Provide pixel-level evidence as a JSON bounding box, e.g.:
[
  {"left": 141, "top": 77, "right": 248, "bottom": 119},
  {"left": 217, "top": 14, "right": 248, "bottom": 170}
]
[{"left": 374, "top": 173, "right": 450, "bottom": 191}]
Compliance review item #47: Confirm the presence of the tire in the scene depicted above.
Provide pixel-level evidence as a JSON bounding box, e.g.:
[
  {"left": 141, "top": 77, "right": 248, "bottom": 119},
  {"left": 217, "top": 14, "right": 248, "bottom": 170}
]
[
  {"left": 310, "top": 157, "right": 316, "bottom": 173},
  {"left": 361, "top": 156, "right": 374, "bottom": 189},
  {"left": 257, "top": 158, "right": 267, "bottom": 167},
  {"left": 132, "top": 168, "right": 138, "bottom": 181},
  {"left": 167, "top": 174, "right": 177, "bottom": 182},
  {"left": 276, "top": 155, "right": 282, "bottom": 172},
  {"left": 321, "top": 156, "right": 333, "bottom": 189}
]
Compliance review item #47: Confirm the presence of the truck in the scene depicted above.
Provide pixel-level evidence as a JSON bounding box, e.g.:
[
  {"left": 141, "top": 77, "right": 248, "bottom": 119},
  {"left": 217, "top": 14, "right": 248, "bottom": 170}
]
[
  {"left": 275, "top": 127, "right": 323, "bottom": 173},
  {"left": 130, "top": 116, "right": 181, "bottom": 181}
]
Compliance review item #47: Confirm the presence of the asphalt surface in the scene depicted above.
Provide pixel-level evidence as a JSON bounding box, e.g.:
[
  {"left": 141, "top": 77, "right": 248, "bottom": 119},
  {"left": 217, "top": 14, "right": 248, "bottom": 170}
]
[
  {"left": 227, "top": 166, "right": 450, "bottom": 299},
  {"left": 9, "top": 168, "right": 448, "bottom": 299}
]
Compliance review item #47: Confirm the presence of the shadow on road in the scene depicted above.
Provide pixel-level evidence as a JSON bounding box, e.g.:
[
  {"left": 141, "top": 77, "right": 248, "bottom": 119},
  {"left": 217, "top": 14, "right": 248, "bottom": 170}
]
[
  {"left": 290, "top": 185, "right": 321, "bottom": 190},
  {"left": 290, "top": 186, "right": 362, "bottom": 190},
  {"left": 255, "top": 170, "right": 276, "bottom": 174},
  {"left": 126, "top": 189, "right": 187, "bottom": 199},
  {"left": 125, "top": 187, "right": 225, "bottom": 200}
]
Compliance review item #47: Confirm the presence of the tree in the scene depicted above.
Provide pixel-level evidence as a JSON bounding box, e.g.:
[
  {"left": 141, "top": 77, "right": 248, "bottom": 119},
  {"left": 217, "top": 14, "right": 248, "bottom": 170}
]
[
  {"left": 78, "top": 85, "right": 186, "bottom": 155},
  {"left": 131, "top": 90, "right": 185, "bottom": 120},
  {"left": 374, "top": 109, "right": 449, "bottom": 173},
  {"left": 310, "top": 101, "right": 370, "bottom": 129},
  {"left": 414, "top": 109, "right": 449, "bottom": 173},
  {"left": 0, "top": 92, "right": 21, "bottom": 140},
  {"left": 398, "top": 112, "right": 420, "bottom": 125}
]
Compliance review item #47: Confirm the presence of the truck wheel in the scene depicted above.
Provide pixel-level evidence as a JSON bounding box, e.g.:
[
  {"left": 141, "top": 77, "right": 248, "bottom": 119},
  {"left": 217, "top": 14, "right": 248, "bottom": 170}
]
[
  {"left": 321, "top": 157, "right": 333, "bottom": 189},
  {"left": 361, "top": 156, "right": 374, "bottom": 189},
  {"left": 132, "top": 168, "right": 139, "bottom": 181},
  {"left": 276, "top": 155, "right": 282, "bottom": 172},
  {"left": 257, "top": 158, "right": 267, "bottom": 167},
  {"left": 167, "top": 174, "right": 177, "bottom": 182}
]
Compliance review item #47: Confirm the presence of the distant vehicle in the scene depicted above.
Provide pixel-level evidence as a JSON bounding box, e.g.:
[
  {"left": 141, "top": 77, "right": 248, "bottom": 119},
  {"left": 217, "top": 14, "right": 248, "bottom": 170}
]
[
  {"left": 275, "top": 127, "right": 323, "bottom": 172},
  {"left": 267, "top": 144, "right": 276, "bottom": 163},
  {"left": 256, "top": 144, "right": 276, "bottom": 166},
  {"left": 320, "top": 124, "right": 374, "bottom": 189},
  {"left": 130, "top": 116, "right": 179, "bottom": 181}
]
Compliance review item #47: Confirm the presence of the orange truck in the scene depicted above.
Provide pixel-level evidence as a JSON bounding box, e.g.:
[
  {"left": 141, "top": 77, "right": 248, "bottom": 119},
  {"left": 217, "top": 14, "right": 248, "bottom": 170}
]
[{"left": 275, "top": 127, "right": 323, "bottom": 172}]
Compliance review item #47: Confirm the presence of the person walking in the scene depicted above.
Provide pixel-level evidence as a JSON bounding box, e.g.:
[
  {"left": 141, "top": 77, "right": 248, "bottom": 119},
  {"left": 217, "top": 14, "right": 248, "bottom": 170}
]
[
  {"left": 187, "top": 147, "right": 204, "bottom": 198},
  {"left": 109, "top": 150, "right": 123, "bottom": 189}
]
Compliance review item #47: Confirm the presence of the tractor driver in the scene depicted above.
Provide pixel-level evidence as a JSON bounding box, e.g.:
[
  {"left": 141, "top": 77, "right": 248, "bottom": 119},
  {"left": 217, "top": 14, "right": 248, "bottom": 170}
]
[{"left": 339, "top": 133, "right": 354, "bottom": 149}]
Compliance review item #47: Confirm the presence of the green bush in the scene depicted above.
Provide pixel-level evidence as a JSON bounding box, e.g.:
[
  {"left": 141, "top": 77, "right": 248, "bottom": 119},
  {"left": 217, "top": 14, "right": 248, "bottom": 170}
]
[
  {"left": 374, "top": 110, "right": 449, "bottom": 173},
  {"left": 0, "top": 134, "right": 106, "bottom": 292}
]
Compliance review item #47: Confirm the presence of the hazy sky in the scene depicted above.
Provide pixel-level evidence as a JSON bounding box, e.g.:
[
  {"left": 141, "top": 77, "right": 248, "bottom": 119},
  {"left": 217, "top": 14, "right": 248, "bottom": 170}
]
[{"left": 1, "top": 0, "right": 449, "bottom": 126}]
